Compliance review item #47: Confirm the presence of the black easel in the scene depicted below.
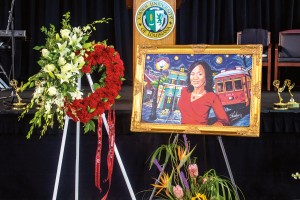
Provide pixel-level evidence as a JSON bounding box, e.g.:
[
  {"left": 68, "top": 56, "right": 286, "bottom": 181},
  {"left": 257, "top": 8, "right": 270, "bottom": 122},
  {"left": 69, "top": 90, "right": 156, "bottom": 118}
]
[
  {"left": 5, "top": 0, "right": 16, "bottom": 82},
  {"left": 217, "top": 136, "right": 240, "bottom": 200},
  {"left": 1, "top": 0, "right": 16, "bottom": 101}
]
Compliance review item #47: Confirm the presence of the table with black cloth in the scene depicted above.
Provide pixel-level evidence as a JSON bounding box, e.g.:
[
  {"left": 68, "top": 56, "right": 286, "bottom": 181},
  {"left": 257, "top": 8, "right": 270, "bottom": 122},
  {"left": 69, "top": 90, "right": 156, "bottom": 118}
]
[{"left": 1, "top": 91, "right": 300, "bottom": 200}]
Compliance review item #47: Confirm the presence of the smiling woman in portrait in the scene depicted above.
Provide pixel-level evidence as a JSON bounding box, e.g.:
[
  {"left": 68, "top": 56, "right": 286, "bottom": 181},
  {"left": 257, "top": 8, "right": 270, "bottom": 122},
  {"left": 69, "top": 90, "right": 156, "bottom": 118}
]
[{"left": 178, "top": 60, "right": 229, "bottom": 125}]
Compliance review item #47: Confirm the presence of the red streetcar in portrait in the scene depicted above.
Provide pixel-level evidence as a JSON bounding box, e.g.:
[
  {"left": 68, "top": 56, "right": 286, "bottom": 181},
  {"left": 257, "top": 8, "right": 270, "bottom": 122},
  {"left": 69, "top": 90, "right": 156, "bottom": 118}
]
[{"left": 214, "top": 67, "right": 251, "bottom": 109}]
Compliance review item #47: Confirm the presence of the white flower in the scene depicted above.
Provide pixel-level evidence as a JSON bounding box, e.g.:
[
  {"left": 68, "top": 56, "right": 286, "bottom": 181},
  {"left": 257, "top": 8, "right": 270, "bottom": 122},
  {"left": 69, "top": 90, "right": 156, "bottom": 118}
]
[
  {"left": 73, "top": 27, "right": 83, "bottom": 36},
  {"left": 45, "top": 101, "right": 52, "bottom": 114},
  {"left": 61, "top": 63, "right": 73, "bottom": 73},
  {"left": 57, "top": 41, "right": 70, "bottom": 57},
  {"left": 42, "top": 49, "right": 50, "bottom": 58},
  {"left": 33, "top": 86, "right": 44, "bottom": 99},
  {"left": 74, "top": 56, "right": 85, "bottom": 68},
  {"left": 69, "top": 33, "right": 83, "bottom": 49},
  {"left": 47, "top": 86, "right": 57, "bottom": 96},
  {"left": 58, "top": 56, "right": 67, "bottom": 66},
  {"left": 44, "top": 64, "right": 56, "bottom": 72},
  {"left": 60, "top": 29, "right": 71, "bottom": 38},
  {"left": 70, "top": 52, "right": 76, "bottom": 59},
  {"left": 55, "top": 72, "right": 72, "bottom": 84},
  {"left": 70, "top": 90, "right": 83, "bottom": 100},
  {"left": 54, "top": 95, "right": 64, "bottom": 107}
]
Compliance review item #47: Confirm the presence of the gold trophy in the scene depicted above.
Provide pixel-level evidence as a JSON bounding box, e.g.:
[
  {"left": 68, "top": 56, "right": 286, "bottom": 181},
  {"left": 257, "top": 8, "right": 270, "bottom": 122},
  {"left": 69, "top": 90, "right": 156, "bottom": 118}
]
[
  {"left": 285, "top": 79, "right": 299, "bottom": 109},
  {"left": 273, "top": 80, "right": 288, "bottom": 110},
  {"left": 10, "top": 79, "right": 26, "bottom": 110}
]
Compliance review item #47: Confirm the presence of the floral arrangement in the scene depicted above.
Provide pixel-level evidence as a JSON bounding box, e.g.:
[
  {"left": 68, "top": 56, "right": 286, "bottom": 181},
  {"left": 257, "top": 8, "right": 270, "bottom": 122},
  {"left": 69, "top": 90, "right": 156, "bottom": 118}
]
[
  {"left": 149, "top": 135, "right": 243, "bottom": 200},
  {"left": 20, "top": 12, "right": 125, "bottom": 138}
]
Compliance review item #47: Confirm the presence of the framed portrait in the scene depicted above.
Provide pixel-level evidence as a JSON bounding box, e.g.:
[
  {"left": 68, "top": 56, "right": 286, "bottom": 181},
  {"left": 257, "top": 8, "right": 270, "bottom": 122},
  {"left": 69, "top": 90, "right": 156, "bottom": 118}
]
[{"left": 130, "top": 44, "right": 262, "bottom": 137}]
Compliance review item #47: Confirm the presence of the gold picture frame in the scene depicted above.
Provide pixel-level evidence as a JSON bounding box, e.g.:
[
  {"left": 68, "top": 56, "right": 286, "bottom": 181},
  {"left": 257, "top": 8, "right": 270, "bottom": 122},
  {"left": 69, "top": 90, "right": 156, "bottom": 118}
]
[{"left": 131, "top": 44, "right": 262, "bottom": 137}]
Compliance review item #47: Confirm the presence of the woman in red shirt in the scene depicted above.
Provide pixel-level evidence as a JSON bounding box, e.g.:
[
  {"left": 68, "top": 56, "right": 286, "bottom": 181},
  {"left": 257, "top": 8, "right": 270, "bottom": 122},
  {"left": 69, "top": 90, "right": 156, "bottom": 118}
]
[{"left": 178, "top": 61, "right": 229, "bottom": 125}]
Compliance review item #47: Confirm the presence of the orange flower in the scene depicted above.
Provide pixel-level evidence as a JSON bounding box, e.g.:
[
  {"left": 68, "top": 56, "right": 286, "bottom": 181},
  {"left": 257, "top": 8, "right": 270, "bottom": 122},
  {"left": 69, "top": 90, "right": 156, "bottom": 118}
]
[
  {"left": 177, "top": 146, "right": 187, "bottom": 161},
  {"left": 151, "top": 173, "right": 170, "bottom": 196}
]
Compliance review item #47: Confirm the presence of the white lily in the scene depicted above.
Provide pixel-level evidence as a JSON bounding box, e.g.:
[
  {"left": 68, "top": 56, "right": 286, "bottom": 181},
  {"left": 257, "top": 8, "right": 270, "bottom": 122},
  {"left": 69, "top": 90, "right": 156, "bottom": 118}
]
[
  {"left": 60, "top": 29, "right": 71, "bottom": 38},
  {"left": 73, "top": 55, "right": 85, "bottom": 69},
  {"left": 57, "top": 41, "right": 70, "bottom": 57},
  {"left": 44, "top": 64, "right": 56, "bottom": 72},
  {"left": 55, "top": 72, "right": 73, "bottom": 84},
  {"left": 69, "top": 33, "right": 83, "bottom": 49},
  {"left": 61, "top": 63, "right": 73, "bottom": 73},
  {"left": 58, "top": 56, "right": 67, "bottom": 66}
]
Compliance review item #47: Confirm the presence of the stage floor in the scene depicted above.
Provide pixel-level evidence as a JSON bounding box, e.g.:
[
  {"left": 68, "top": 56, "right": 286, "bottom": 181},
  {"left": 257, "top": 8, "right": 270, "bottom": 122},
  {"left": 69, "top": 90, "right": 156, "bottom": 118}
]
[{"left": 2, "top": 85, "right": 300, "bottom": 112}]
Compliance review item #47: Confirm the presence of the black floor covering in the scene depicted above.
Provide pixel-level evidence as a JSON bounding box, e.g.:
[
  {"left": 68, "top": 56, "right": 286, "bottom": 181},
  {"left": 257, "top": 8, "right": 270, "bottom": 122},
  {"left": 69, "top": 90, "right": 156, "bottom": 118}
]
[{"left": 1, "top": 86, "right": 300, "bottom": 199}]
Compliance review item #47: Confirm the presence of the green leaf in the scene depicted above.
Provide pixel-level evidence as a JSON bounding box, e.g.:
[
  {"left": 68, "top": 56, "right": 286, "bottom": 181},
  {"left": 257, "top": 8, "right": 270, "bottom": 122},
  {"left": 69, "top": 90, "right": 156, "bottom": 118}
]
[
  {"left": 48, "top": 71, "right": 55, "bottom": 79},
  {"left": 84, "top": 120, "right": 95, "bottom": 133},
  {"left": 102, "top": 98, "right": 108, "bottom": 102},
  {"left": 87, "top": 106, "right": 96, "bottom": 113},
  {"left": 37, "top": 60, "right": 45, "bottom": 67},
  {"left": 33, "top": 45, "right": 44, "bottom": 50},
  {"left": 93, "top": 83, "right": 101, "bottom": 90},
  {"left": 83, "top": 41, "right": 92, "bottom": 49}
]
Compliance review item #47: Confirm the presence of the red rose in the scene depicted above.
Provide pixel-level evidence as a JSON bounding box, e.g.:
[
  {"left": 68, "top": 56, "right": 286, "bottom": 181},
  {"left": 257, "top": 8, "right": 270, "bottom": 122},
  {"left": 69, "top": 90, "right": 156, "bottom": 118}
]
[{"left": 65, "top": 43, "right": 124, "bottom": 124}]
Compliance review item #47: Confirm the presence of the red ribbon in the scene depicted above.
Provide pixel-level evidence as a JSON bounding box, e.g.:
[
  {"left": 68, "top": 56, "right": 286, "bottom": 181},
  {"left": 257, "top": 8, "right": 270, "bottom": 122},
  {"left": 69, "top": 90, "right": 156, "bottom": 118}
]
[
  {"left": 95, "top": 110, "right": 115, "bottom": 200},
  {"left": 95, "top": 116, "right": 103, "bottom": 192}
]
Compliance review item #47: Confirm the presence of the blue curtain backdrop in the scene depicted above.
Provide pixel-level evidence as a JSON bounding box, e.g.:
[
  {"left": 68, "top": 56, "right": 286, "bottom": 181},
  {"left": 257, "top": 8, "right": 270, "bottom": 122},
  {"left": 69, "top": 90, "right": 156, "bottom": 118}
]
[{"left": 1, "top": 0, "right": 300, "bottom": 85}]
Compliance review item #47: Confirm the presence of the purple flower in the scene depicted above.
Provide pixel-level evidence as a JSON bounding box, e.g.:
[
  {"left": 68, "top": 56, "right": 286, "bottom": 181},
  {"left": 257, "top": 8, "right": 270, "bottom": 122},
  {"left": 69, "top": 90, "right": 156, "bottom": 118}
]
[
  {"left": 153, "top": 159, "right": 163, "bottom": 172},
  {"left": 180, "top": 171, "right": 190, "bottom": 190},
  {"left": 183, "top": 134, "right": 188, "bottom": 149}
]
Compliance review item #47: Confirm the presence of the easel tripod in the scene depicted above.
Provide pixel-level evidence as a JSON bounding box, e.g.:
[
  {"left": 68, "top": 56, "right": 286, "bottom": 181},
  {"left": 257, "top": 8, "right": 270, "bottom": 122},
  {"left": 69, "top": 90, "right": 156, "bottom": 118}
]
[
  {"left": 52, "top": 74, "right": 136, "bottom": 200},
  {"left": 0, "top": 0, "right": 16, "bottom": 97}
]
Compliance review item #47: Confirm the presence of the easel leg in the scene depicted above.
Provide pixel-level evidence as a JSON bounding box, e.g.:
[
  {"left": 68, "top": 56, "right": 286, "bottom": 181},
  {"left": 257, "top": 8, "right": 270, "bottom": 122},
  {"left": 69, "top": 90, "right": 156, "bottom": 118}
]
[
  {"left": 101, "top": 113, "right": 137, "bottom": 200},
  {"left": 217, "top": 136, "right": 240, "bottom": 200},
  {"left": 86, "top": 73, "right": 136, "bottom": 200},
  {"left": 52, "top": 116, "right": 70, "bottom": 200},
  {"left": 75, "top": 121, "right": 80, "bottom": 200}
]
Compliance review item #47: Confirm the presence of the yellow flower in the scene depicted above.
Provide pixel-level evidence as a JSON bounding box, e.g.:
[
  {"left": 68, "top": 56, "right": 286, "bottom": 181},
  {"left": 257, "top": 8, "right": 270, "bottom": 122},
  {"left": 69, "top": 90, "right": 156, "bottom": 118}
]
[
  {"left": 191, "top": 193, "right": 207, "bottom": 200},
  {"left": 151, "top": 173, "right": 170, "bottom": 196}
]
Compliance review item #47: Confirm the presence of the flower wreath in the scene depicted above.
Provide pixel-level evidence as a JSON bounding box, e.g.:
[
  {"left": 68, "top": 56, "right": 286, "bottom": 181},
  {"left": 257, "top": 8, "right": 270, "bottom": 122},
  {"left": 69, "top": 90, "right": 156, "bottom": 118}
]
[
  {"left": 65, "top": 43, "right": 124, "bottom": 198},
  {"left": 19, "top": 12, "right": 125, "bottom": 199},
  {"left": 64, "top": 43, "right": 124, "bottom": 131}
]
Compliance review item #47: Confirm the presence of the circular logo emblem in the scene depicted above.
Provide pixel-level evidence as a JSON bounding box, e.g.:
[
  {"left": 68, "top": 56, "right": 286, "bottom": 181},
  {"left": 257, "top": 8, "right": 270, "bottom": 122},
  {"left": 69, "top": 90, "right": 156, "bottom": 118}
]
[{"left": 135, "top": 0, "right": 175, "bottom": 40}]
